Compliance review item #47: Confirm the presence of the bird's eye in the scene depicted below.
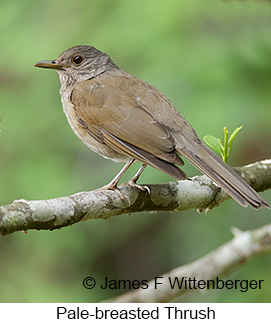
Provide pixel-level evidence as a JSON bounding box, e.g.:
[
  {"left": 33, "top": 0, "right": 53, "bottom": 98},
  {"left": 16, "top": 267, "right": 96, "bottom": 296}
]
[{"left": 72, "top": 55, "right": 83, "bottom": 65}]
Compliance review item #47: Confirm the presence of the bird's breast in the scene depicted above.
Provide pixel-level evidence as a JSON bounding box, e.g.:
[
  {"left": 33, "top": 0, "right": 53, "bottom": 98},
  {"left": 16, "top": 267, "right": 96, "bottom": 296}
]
[{"left": 60, "top": 90, "right": 129, "bottom": 163}]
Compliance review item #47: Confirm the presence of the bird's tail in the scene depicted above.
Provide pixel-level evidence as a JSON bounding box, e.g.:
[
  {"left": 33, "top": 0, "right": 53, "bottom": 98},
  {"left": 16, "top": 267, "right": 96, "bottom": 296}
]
[{"left": 176, "top": 140, "right": 269, "bottom": 209}]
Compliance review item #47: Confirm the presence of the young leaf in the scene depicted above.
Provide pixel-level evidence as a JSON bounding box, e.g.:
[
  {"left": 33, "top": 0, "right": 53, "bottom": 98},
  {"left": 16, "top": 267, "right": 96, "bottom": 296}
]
[
  {"left": 203, "top": 135, "right": 224, "bottom": 159},
  {"left": 228, "top": 126, "right": 243, "bottom": 150},
  {"left": 204, "top": 126, "right": 243, "bottom": 163},
  {"left": 223, "top": 127, "right": 229, "bottom": 162}
]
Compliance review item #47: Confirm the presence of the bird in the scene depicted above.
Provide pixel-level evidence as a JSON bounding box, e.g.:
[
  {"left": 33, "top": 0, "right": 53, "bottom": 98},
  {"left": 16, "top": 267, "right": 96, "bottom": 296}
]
[{"left": 34, "top": 45, "right": 269, "bottom": 209}]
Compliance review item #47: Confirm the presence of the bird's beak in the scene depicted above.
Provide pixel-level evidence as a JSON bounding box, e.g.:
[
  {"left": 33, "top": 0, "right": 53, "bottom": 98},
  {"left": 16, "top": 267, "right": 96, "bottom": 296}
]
[{"left": 34, "top": 60, "right": 65, "bottom": 70}]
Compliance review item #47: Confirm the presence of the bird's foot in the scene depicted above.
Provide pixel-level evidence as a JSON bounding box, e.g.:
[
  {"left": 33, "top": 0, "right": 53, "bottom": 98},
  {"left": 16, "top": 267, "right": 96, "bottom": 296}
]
[
  {"left": 99, "top": 183, "right": 127, "bottom": 200},
  {"left": 127, "top": 180, "right": 150, "bottom": 194}
]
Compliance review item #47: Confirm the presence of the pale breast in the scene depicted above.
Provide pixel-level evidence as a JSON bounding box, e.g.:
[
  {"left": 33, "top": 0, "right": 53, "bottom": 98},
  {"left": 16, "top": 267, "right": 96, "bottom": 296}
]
[{"left": 60, "top": 90, "right": 129, "bottom": 163}]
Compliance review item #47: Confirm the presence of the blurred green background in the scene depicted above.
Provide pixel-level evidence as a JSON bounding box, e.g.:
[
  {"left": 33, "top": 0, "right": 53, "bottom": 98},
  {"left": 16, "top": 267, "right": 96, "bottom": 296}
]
[{"left": 0, "top": 0, "right": 270, "bottom": 303}]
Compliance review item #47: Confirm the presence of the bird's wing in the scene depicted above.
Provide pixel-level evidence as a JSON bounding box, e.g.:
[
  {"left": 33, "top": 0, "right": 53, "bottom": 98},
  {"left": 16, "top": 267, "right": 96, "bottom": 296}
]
[{"left": 70, "top": 72, "right": 186, "bottom": 179}]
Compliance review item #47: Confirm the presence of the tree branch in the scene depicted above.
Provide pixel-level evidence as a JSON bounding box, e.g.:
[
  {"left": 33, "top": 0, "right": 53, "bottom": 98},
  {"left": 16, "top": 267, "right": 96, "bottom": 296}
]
[
  {"left": 104, "top": 223, "right": 271, "bottom": 303},
  {"left": 0, "top": 159, "right": 270, "bottom": 236}
]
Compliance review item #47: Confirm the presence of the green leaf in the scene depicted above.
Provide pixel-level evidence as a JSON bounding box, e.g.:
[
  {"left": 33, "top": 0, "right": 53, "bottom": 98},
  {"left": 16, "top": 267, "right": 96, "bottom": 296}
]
[
  {"left": 227, "top": 126, "right": 242, "bottom": 160},
  {"left": 223, "top": 127, "right": 229, "bottom": 163},
  {"left": 204, "top": 126, "right": 243, "bottom": 163},
  {"left": 203, "top": 135, "right": 224, "bottom": 159},
  {"left": 228, "top": 126, "right": 243, "bottom": 149}
]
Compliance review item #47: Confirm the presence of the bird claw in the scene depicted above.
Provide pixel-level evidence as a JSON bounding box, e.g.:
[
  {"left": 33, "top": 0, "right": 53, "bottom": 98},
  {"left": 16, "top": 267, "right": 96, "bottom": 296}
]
[
  {"left": 99, "top": 184, "right": 125, "bottom": 199},
  {"left": 98, "top": 178, "right": 150, "bottom": 207},
  {"left": 127, "top": 180, "right": 150, "bottom": 194},
  {"left": 99, "top": 184, "right": 131, "bottom": 205}
]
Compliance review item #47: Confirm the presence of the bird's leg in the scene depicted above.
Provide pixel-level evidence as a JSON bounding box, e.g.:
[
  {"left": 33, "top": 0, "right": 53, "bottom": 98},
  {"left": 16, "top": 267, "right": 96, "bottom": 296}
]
[
  {"left": 128, "top": 163, "right": 150, "bottom": 194},
  {"left": 129, "top": 163, "right": 146, "bottom": 183},
  {"left": 100, "top": 159, "right": 135, "bottom": 199}
]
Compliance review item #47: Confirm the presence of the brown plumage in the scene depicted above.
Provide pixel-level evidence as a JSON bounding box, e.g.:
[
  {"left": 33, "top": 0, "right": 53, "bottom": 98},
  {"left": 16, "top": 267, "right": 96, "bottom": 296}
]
[{"left": 35, "top": 45, "right": 269, "bottom": 209}]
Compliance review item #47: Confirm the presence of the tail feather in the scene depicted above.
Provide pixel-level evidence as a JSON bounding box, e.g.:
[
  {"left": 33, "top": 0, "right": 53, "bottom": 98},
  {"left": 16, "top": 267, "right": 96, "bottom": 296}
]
[{"left": 176, "top": 142, "right": 269, "bottom": 209}]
